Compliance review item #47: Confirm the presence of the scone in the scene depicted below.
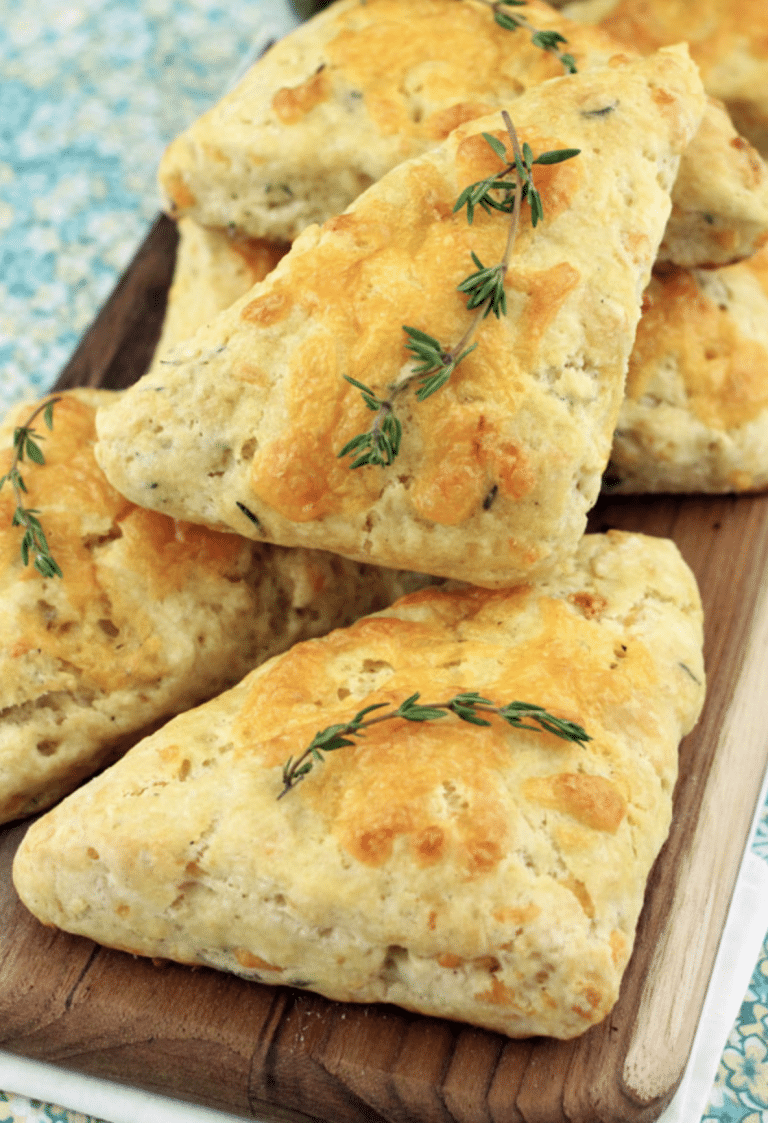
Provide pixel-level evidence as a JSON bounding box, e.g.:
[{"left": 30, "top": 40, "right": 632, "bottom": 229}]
[
  {"left": 158, "top": 0, "right": 626, "bottom": 241},
  {"left": 95, "top": 49, "right": 705, "bottom": 589},
  {"left": 658, "top": 96, "right": 768, "bottom": 269},
  {"left": 13, "top": 530, "right": 706, "bottom": 1040},
  {"left": 148, "top": 219, "right": 289, "bottom": 371},
  {"left": 157, "top": 0, "right": 768, "bottom": 267},
  {"left": 152, "top": 114, "right": 768, "bottom": 380},
  {"left": 607, "top": 246, "right": 768, "bottom": 494},
  {"left": 0, "top": 390, "right": 428, "bottom": 824},
  {"left": 561, "top": 0, "right": 768, "bottom": 155}
]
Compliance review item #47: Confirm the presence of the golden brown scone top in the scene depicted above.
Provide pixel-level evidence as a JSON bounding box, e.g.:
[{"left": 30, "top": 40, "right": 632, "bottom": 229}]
[
  {"left": 156, "top": 0, "right": 768, "bottom": 269},
  {"left": 607, "top": 245, "right": 768, "bottom": 493},
  {"left": 148, "top": 219, "right": 289, "bottom": 373},
  {"left": 0, "top": 392, "right": 247, "bottom": 637},
  {"left": 97, "top": 48, "right": 705, "bottom": 588},
  {"left": 562, "top": 0, "right": 768, "bottom": 154},
  {"left": 159, "top": 0, "right": 622, "bottom": 240},
  {"left": 0, "top": 390, "right": 432, "bottom": 823},
  {"left": 0, "top": 390, "right": 257, "bottom": 821},
  {"left": 13, "top": 531, "right": 705, "bottom": 1040}
]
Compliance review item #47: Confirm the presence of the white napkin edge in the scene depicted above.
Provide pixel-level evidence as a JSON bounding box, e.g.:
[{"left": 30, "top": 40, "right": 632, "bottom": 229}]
[
  {"left": 0, "top": 1055, "right": 255, "bottom": 1123},
  {"left": 657, "top": 760, "right": 768, "bottom": 1123}
]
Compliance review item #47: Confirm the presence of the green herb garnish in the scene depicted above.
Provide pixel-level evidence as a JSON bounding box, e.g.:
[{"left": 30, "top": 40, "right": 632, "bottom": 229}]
[
  {"left": 0, "top": 397, "right": 62, "bottom": 578},
  {"left": 484, "top": 0, "right": 577, "bottom": 74},
  {"left": 279, "top": 691, "right": 590, "bottom": 797},
  {"left": 339, "top": 113, "right": 579, "bottom": 469}
]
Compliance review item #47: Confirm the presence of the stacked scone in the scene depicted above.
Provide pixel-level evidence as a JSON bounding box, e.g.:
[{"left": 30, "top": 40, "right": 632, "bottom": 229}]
[
  {"left": 0, "top": 389, "right": 432, "bottom": 824},
  {"left": 16, "top": 0, "right": 768, "bottom": 1040},
  {"left": 553, "top": 0, "right": 768, "bottom": 494}
]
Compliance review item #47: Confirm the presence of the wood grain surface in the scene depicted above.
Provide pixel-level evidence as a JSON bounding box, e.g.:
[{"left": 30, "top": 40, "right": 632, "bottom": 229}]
[{"left": 1, "top": 214, "right": 767, "bottom": 1123}]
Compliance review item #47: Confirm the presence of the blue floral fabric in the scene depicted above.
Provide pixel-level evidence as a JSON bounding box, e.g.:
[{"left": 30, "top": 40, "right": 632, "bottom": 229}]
[
  {"left": 0, "top": 1094, "right": 103, "bottom": 1123},
  {"left": 1, "top": 0, "right": 767, "bottom": 1120},
  {"left": 706, "top": 806, "right": 768, "bottom": 1123},
  {"left": 0, "top": 0, "right": 296, "bottom": 413}
]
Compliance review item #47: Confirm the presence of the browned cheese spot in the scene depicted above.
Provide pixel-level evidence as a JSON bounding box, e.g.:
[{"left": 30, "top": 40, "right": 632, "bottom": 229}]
[
  {"left": 234, "top": 949, "right": 284, "bottom": 971},
  {"left": 628, "top": 265, "right": 768, "bottom": 430},
  {"left": 272, "top": 69, "right": 332, "bottom": 125},
  {"left": 568, "top": 591, "right": 608, "bottom": 619},
  {"left": 164, "top": 172, "right": 196, "bottom": 214},
  {"left": 223, "top": 231, "right": 289, "bottom": 284},
  {"left": 240, "top": 288, "right": 293, "bottom": 327},
  {"left": 523, "top": 772, "right": 627, "bottom": 833}
]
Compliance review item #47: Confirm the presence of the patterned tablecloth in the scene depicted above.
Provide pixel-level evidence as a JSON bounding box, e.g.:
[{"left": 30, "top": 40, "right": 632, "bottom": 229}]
[{"left": 2, "top": 2, "right": 768, "bottom": 1121}]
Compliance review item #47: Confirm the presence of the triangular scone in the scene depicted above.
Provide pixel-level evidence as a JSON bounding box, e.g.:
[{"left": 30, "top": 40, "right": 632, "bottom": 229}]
[
  {"left": 0, "top": 390, "right": 429, "bottom": 824},
  {"left": 158, "top": 0, "right": 623, "bottom": 240},
  {"left": 13, "top": 531, "right": 705, "bottom": 1041},
  {"left": 96, "top": 49, "right": 705, "bottom": 588},
  {"left": 148, "top": 219, "right": 289, "bottom": 375},
  {"left": 657, "top": 96, "right": 768, "bottom": 268},
  {"left": 151, "top": 114, "right": 768, "bottom": 381},
  {"left": 157, "top": 0, "right": 768, "bottom": 267},
  {"left": 561, "top": 0, "right": 768, "bottom": 155},
  {"left": 607, "top": 246, "right": 768, "bottom": 494}
]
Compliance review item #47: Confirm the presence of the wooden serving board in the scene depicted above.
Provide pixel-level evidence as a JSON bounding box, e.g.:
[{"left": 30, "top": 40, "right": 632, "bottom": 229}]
[{"left": 1, "top": 213, "right": 768, "bottom": 1123}]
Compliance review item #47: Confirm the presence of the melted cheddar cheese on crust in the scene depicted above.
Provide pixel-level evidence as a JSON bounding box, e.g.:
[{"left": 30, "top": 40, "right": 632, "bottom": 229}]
[
  {"left": 608, "top": 245, "right": 768, "bottom": 493},
  {"left": 157, "top": 0, "right": 768, "bottom": 267}
]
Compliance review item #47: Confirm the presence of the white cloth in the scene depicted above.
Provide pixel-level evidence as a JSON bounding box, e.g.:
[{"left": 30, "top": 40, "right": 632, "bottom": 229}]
[
  {"left": 658, "top": 851, "right": 768, "bottom": 1123},
  {"left": 0, "top": 1056, "right": 254, "bottom": 1123}
]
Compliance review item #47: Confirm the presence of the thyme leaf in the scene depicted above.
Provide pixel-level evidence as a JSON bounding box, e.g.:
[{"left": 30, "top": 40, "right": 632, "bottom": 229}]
[
  {"left": 454, "top": 139, "right": 581, "bottom": 229},
  {"left": 487, "top": 0, "right": 578, "bottom": 74},
  {"left": 0, "top": 397, "right": 62, "bottom": 578},
  {"left": 279, "top": 691, "right": 590, "bottom": 796},
  {"left": 337, "top": 378, "right": 402, "bottom": 467},
  {"left": 456, "top": 253, "right": 507, "bottom": 317},
  {"left": 403, "top": 328, "right": 478, "bottom": 401}
]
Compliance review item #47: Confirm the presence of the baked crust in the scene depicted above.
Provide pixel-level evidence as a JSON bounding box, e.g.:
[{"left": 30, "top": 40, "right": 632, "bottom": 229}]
[
  {"left": 158, "top": 0, "right": 625, "bottom": 241},
  {"left": 156, "top": 0, "right": 768, "bottom": 267},
  {"left": 658, "top": 96, "right": 768, "bottom": 268},
  {"left": 562, "top": 0, "right": 768, "bottom": 155},
  {"left": 148, "top": 219, "right": 289, "bottom": 372},
  {"left": 154, "top": 111, "right": 768, "bottom": 381},
  {"left": 96, "top": 48, "right": 704, "bottom": 588},
  {"left": 0, "top": 390, "right": 429, "bottom": 823},
  {"left": 13, "top": 530, "right": 705, "bottom": 1040},
  {"left": 150, "top": 217, "right": 768, "bottom": 503},
  {"left": 607, "top": 246, "right": 768, "bottom": 493}
]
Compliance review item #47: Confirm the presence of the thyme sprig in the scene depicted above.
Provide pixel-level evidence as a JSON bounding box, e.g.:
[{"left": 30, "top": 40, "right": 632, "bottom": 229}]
[
  {"left": 337, "top": 378, "right": 403, "bottom": 468},
  {"left": 279, "top": 691, "right": 590, "bottom": 797},
  {"left": 480, "top": 0, "right": 577, "bottom": 74},
  {"left": 339, "top": 114, "right": 579, "bottom": 469},
  {"left": 454, "top": 131, "right": 580, "bottom": 229},
  {"left": 0, "top": 397, "right": 62, "bottom": 579}
]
